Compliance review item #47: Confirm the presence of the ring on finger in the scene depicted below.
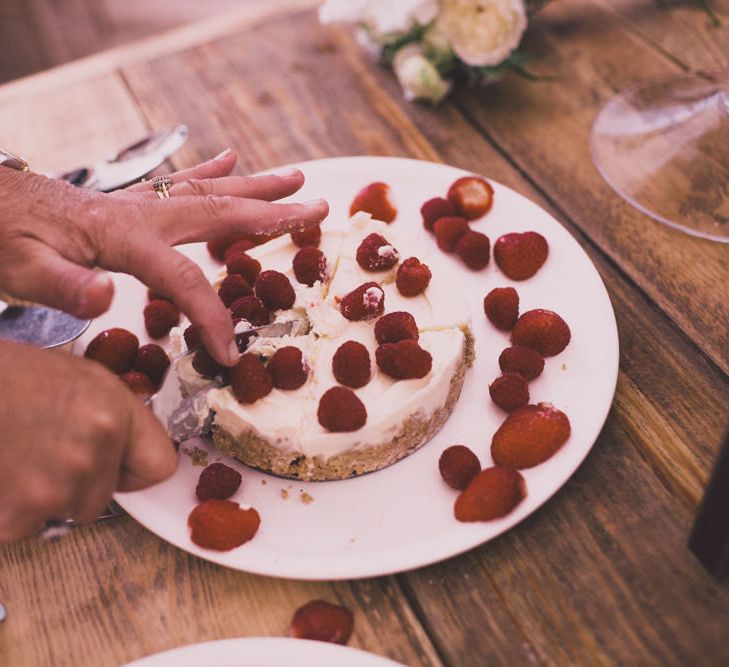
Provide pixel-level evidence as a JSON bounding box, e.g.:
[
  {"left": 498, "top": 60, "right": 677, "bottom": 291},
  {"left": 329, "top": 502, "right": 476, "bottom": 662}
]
[{"left": 152, "top": 175, "right": 173, "bottom": 199}]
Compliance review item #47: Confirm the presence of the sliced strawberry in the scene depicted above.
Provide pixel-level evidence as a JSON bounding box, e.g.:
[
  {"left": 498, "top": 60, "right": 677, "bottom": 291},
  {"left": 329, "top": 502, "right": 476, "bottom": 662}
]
[
  {"left": 447, "top": 176, "right": 494, "bottom": 220},
  {"left": 454, "top": 466, "right": 526, "bottom": 522},
  {"left": 84, "top": 328, "right": 139, "bottom": 375},
  {"left": 494, "top": 231, "right": 549, "bottom": 280},
  {"left": 188, "top": 500, "right": 260, "bottom": 550},
  {"left": 349, "top": 182, "right": 397, "bottom": 223}
]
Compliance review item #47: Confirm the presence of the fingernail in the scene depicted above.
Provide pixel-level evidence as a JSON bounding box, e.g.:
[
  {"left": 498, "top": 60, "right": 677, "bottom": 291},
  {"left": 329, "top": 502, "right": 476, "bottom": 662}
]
[
  {"left": 270, "top": 167, "right": 300, "bottom": 178},
  {"left": 227, "top": 340, "right": 240, "bottom": 366},
  {"left": 213, "top": 148, "right": 232, "bottom": 160},
  {"left": 77, "top": 272, "right": 113, "bottom": 311},
  {"left": 302, "top": 198, "right": 327, "bottom": 209}
]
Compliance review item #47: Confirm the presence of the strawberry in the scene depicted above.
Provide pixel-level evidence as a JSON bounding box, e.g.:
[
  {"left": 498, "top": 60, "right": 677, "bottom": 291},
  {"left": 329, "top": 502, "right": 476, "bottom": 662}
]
[
  {"left": 229, "top": 296, "right": 271, "bottom": 327},
  {"left": 455, "top": 230, "right": 490, "bottom": 269},
  {"left": 511, "top": 309, "right": 571, "bottom": 357},
  {"left": 489, "top": 373, "right": 530, "bottom": 412},
  {"left": 339, "top": 282, "right": 385, "bottom": 321},
  {"left": 374, "top": 311, "right": 418, "bottom": 344},
  {"left": 231, "top": 353, "right": 273, "bottom": 404},
  {"left": 188, "top": 500, "right": 260, "bottom": 550},
  {"left": 433, "top": 216, "right": 469, "bottom": 252},
  {"left": 224, "top": 238, "right": 256, "bottom": 261},
  {"left": 349, "top": 182, "right": 397, "bottom": 223},
  {"left": 439, "top": 445, "right": 481, "bottom": 490},
  {"left": 498, "top": 346, "right": 544, "bottom": 380},
  {"left": 183, "top": 324, "right": 203, "bottom": 350},
  {"left": 225, "top": 252, "right": 261, "bottom": 286},
  {"left": 196, "top": 462, "right": 242, "bottom": 502},
  {"left": 396, "top": 257, "right": 432, "bottom": 297},
  {"left": 134, "top": 343, "right": 170, "bottom": 388},
  {"left": 318, "top": 387, "right": 367, "bottom": 432},
  {"left": 494, "top": 231, "right": 549, "bottom": 280},
  {"left": 191, "top": 348, "right": 225, "bottom": 380},
  {"left": 292, "top": 247, "right": 327, "bottom": 286},
  {"left": 421, "top": 197, "right": 456, "bottom": 232},
  {"left": 454, "top": 466, "right": 526, "bottom": 522},
  {"left": 447, "top": 176, "right": 494, "bottom": 220},
  {"left": 483, "top": 287, "right": 519, "bottom": 331},
  {"left": 491, "top": 402, "right": 571, "bottom": 469},
  {"left": 254, "top": 270, "right": 296, "bottom": 311},
  {"left": 267, "top": 346, "right": 308, "bottom": 390},
  {"left": 332, "top": 341, "right": 371, "bottom": 389},
  {"left": 290, "top": 599, "right": 354, "bottom": 645},
  {"left": 291, "top": 224, "right": 322, "bottom": 248},
  {"left": 85, "top": 328, "right": 139, "bottom": 375},
  {"left": 218, "top": 275, "right": 253, "bottom": 307},
  {"left": 120, "top": 371, "right": 155, "bottom": 398},
  {"left": 355, "top": 233, "right": 400, "bottom": 272},
  {"left": 376, "top": 339, "right": 432, "bottom": 380},
  {"left": 144, "top": 299, "right": 180, "bottom": 339}
]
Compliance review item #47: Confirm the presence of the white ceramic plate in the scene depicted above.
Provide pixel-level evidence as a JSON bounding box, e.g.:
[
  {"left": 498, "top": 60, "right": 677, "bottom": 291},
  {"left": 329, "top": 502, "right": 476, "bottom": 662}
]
[
  {"left": 122, "top": 637, "right": 405, "bottom": 667},
  {"left": 84, "top": 156, "right": 618, "bottom": 580}
]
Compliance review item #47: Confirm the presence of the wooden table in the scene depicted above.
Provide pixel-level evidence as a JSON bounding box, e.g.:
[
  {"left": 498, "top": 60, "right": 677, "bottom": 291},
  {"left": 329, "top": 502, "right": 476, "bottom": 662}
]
[{"left": 1, "top": 1, "right": 728, "bottom": 665}]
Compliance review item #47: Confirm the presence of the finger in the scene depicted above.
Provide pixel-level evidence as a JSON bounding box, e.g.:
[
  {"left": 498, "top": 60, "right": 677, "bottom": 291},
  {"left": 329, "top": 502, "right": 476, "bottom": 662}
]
[
  {"left": 151, "top": 196, "right": 329, "bottom": 245},
  {"left": 108, "top": 235, "right": 237, "bottom": 365},
  {"left": 135, "top": 170, "right": 304, "bottom": 202},
  {"left": 70, "top": 434, "right": 124, "bottom": 524},
  {"left": 123, "top": 148, "right": 237, "bottom": 193},
  {"left": 117, "top": 397, "right": 177, "bottom": 492},
  {"left": 4, "top": 247, "right": 115, "bottom": 319}
]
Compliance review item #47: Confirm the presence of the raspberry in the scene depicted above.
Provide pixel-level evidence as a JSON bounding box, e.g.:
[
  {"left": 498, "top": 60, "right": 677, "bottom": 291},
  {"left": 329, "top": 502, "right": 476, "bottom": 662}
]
[
  {"left": 339, "top": 282, "right": 385, "bottom": 321},
  {"left": 188, "top": 500, "right": 260, "bottom": 551},
  {"left": 192, "top": 348, "right": 225, "bottom": 380},
  {"left": 134, "top": 343, "right": 170, "bottom": 388},
  {"left": 229, "top": 296, "right": 271, "bottom": 327},
  {"left": 85, "top": 328, "right": 139, "bottom": 375},
  {"left": 224, "top": 239, "right": 256, "bottom": 261},
  {"left": 147, "top": 288, "right": 171, "bottom": 302},
  {"left": 374, "top": 311, "right": 418, "bottom": 344},
  {"left": 376, "top": 339, "right": 432, "bottom": 380},
  {"left": 254, "top": 270, "right": 296, "bottom": 311},
  {"left": 494, "top": 231, "right": 549, "bottom": 280},
  {"left": 332, "top": 340, "right": 371, "bottom": 388},
  {"left": 421, "top": 197, "right": 456, "bottom": 232},
  {"left": 218, "top": 275, "right": 253, "bottom": 307},
  {"left": 225, "top": 252, "right": 261, "bottom": 285},
  {"left": 206, "top": 237, "right": 236, "bottom": 262},
  {"left": 231, "top": 353, "right": 273, "bottom": 404},
  {"left": 498, "top": 346, "right": 544, "bottom": 380},
  {"left": 511, "top": 309, "right": 571, "bottom": 357},
  {"left": 318, "top": 387, "right": 367, "bottom": 432},
  {"left": 120, "top": 371, "right": 155, "bottom": 398},
  {"left": 144, "top": 299, "right": 180, "bottom": 339},
  {"left": 433, "top": 216, "right": 469, "bottom": 252},
  {"left": 349, "top": 182, "right": 397, "bottom": 223},
  {"left": 293, "top": 247, "right": 327, "bottom": 286},
  {"left": 396, "top": 257, "right": 431, "bottom": 297},
  {"left": 491, "top": 403, "right": 571, "bottom": 469},
  {"left": 447, "top": 176, "right": 494, "bottom": 220},
  {"left": 183, "top": 324, "right": 203, "bottom": 350},
  {"left": 267, "top": 346, "right": 308, "bottom": 390},
  {"left": 439, "top": 445, "right": 481, "bottom": 490},
  {"left": 489, "top": 373, "right": 530, "bottom": 412},
  {"left": 355, "top": 233, "right": 400, "bottom": 272},
  {"left": 454, "top": 466, "right": 526, "bottom": 522},
  {"left": 455, "top": 230, "right": 490, "bottom": 269},
  {"left": 290, "top": 600, "right": 354, "bottom": 645},
  {"left": 483, "top": 287, "right": 519, "bottom": 331},
  {"left": 195, "top": 462, "right": 242, "bottom": 501},
  {"left": 291, "top": 224, "right": 322, "bottom": 248}
]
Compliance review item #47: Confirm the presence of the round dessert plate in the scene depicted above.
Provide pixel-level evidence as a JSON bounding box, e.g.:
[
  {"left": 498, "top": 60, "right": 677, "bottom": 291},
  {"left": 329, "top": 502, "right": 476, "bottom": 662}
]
[
  {"left": 93, "top": 156, "right": 618, "bottom": 580},
  {"left": 122, "top": 637, "right": 405, "bottom": 667}
]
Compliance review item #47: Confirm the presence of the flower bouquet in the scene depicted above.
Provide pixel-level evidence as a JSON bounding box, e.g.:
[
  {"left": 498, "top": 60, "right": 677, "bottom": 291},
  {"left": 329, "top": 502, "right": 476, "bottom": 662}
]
[{"left": 319, "top": 0, "right": 548, "bottom": 104}]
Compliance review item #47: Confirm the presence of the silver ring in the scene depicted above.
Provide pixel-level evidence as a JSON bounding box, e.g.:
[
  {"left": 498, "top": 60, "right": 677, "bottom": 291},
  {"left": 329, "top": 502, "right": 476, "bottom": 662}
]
[{"left": 152, "top": 175, "right": 172, "bottom": 199}]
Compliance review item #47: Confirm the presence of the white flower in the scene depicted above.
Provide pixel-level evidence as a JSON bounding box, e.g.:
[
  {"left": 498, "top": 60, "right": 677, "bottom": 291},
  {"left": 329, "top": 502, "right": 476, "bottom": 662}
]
[
  {"left": 320, "top": 0, "right": 438, "bottom": 39},
  {"left": 393, "top": 43, "right": 452, "bottom": 103},
  {"left": 435, "top": 0, "right": 527, "bottom": 67}
]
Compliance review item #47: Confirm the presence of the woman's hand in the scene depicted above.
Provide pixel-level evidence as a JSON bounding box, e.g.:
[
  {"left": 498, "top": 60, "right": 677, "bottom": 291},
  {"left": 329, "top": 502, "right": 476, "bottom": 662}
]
[
  {"left": 0, "top": 151, "right": 328, "bottom": 366},
  {"left": 0, "top": 340, "right": 176, "bottom": 543}
]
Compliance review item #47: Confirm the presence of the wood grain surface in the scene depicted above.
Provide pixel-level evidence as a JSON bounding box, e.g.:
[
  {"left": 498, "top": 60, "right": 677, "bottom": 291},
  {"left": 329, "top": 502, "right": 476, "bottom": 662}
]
[{"left": 1, "top": 2, "right": 728, "bottom": 666}]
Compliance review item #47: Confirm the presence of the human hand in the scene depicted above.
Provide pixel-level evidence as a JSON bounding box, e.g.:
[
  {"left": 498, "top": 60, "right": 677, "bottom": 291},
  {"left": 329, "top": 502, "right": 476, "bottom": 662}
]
[
  {"left": 0, "top": 151, "right": 328, "bottom": 366},
  {"left": 0, "top": 340, "right": 176, "bottom": 543}
]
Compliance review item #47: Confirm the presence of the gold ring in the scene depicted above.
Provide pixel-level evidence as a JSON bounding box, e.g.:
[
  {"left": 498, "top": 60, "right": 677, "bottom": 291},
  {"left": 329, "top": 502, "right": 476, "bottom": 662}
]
[{"left": 152, "top": 175, "right": 172, "bottom": 199}]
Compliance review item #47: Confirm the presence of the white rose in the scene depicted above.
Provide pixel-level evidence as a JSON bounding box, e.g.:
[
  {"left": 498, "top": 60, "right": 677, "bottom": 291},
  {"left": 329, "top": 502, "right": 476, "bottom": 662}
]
[
  {"left": 393, "top": 43, "right": 451, "bottom": 104},
  {"left": 366, "top": 0, "right": 439, "bottom": 38},
  {"left": 435, "top": 0, "right": 527, "bottom": 67}
]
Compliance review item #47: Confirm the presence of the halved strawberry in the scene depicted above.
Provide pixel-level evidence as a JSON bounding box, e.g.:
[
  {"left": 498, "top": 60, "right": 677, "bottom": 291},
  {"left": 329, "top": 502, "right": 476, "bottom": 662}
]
[
  {"left": 447, "top": 176, "right": 494, "bottom": 220},
  {"left": 349, "top": 182, "right": 397, "bottom": 223}
]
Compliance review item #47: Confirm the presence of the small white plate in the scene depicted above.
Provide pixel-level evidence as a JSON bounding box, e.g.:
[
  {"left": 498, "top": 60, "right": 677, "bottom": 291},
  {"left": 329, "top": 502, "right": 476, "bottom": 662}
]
[
  {"left": 90, "top": 156, "right": 618, "bottom": 580},
  {"left": 122, "top": 637, "right": 405, "bottom": 667}
]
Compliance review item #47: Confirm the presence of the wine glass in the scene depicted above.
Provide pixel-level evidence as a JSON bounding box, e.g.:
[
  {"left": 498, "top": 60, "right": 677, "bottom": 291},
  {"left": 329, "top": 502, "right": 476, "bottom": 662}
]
[{"left": 590, "top": 70, "right": 729, "bottom": 243}]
